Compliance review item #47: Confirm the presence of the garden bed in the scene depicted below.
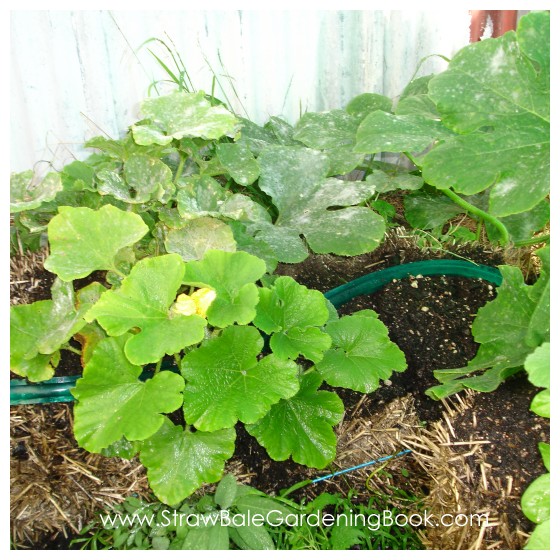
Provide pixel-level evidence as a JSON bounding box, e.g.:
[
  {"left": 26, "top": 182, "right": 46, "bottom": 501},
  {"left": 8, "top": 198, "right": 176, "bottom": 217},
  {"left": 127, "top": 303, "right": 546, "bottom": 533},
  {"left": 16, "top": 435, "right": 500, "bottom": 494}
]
[{"left": 10, "top": 236, "right": 548, "bottom": 550}]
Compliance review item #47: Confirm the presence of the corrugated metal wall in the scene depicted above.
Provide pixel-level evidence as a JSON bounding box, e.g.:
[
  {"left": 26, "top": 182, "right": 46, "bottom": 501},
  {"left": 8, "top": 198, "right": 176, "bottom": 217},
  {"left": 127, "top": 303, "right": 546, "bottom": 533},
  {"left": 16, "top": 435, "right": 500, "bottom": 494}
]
[{"left": 11, "top": 10, "right": 472, "bottom": 172}]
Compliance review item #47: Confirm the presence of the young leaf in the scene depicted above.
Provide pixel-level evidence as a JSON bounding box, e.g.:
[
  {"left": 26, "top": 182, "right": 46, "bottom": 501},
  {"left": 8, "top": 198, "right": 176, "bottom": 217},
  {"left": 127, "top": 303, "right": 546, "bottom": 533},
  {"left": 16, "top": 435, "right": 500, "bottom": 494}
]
[
  {"left": 72, "top": 335, "right": 185, "bottom": 453},
  {"left": 183, "top": 250, "right": 266, "bottom": 328},
  {"left": 182, "top": 326, "right": 299, "bottom": 431},
  {"left": 44, "top": 205, "right": 149, "bottom": 281},
  {"left": 180, "top": 524, "right": 230, "bottom": 550},
  {"left": 530, "top": 390, "right": 550, "bottom": 419},
  {"left": 140, "top": 418, "right": 236, "bottom": 505},
  {"left": 524, "top": 519, "right": 550, "bottom": 550},
  {"left": 85, "top": 254, "right": 206, "bottom": 364},
  {"left": 246, "top": 371, "right": 344, "bottom": 469},
  {"left": 525, "top": 343, "right": 550, "bottom": 389},
  {"left": 164, "top": 217, "right": 237, "bottom": 261},
  {"left": 257, "top": 146, "right": 384, "bottom": 262},
  {"left": 254, "top": 276, "right": 331, "bottom": 363},
  {"left": 229, "top": 524, "right": 275, "bottom": 550},
  {"left": 214, "top": 474, "right": 238, "bottom": 510},
  {"left": 521, "top": 473, "right": 550, "bottom": 524},
  {"left": 11, "top": 171, "right": 63, "bottom": 213},
  {"left": 539, "top": 443, "right": 550, "bottom": 472},
  {"left": 316, "top": 313, "right": 407, "bottom": 393},
  {"left": 133, "top": 91, "right": 238, "bottom": 144}
]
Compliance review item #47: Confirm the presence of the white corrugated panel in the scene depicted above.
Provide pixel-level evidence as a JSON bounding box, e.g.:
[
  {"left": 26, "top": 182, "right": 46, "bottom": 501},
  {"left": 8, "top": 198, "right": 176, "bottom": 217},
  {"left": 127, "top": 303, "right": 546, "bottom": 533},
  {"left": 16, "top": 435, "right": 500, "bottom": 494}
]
[{"left": 10, "top": 10, "right": 471, "bottom": 172}]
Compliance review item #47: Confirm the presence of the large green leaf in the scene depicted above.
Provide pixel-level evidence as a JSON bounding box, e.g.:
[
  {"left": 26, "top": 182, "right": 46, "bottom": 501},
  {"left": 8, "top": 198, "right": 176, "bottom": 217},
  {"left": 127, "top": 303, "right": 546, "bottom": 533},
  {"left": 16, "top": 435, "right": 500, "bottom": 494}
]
[
  {"left": 44, "top": 205, "right": 149, "bottom": 281},
  {"left": 10, "top": 279, "right": 97, "bottom": 381},
  {"left": 253, "top": 276, "right": 331, "bottom": 363},
  {"left": 247, "top": 371, "right": 344, "bottom": 468},
  {"left": 164, "top": 217, "right": 237, "bottom": 262},
  {"left": 180, "top": 524, "right": 230, "bottom": 550},
  {"left": 316, "top": 311, "right": 407, "bottom": 393},
  {"left": 429, "top": 251, "right": 550, "bottom": 399},
  {"left": 216, "top": 143, "right": 260, "bottom": 185},
  {"left": 293, "top": 109, "right": 363, "bottom": 174},
  {"left": 132, "top": 91, "right": 238, "bottom": 144},
  {"left": 10, "top": 171, "right": 63, "bottom": 213},
  {"left": 183, "top": 250, "right": 266, "bottom": 328},
  {"left": 140, "top": 418, "right": 235, "bottom": 505},
  {"left": 85, "top": 254, "right": 206, "bottom": 364},
  {"left": 423, "top": 12, "right": 549, "bottom": 217},
  {"left": 256, "top": 146, "right": 384, "bottom": 262},
  {"left": 354, "top": 110, "right": 455, "bottom": 154},
  {"left": 72, "top": 335, "right": 185, "bottom": 453},
  {"left": 182, "top": 326, "right": 299, "bottom": 431},
  {"left": 124, "top": 154, "right": 174, "bottom": 203}
]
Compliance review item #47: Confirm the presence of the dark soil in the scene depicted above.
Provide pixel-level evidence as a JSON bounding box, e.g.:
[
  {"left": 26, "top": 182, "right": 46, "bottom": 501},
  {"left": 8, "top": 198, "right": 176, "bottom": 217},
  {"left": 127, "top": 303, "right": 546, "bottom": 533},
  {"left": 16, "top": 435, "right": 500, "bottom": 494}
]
[{"left": 452, "top": 375, "right": 550, "bottom": 535}]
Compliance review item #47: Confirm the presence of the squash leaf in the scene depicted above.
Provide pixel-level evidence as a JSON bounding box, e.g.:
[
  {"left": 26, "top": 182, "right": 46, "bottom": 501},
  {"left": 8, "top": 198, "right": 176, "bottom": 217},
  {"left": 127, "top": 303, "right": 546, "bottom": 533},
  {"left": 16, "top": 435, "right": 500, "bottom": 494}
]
[
  {"left": 183, "top": 250, "right": 266, "bottom": 328},
  {"left": 85, "top": 254, "right": 206, "bottom": 364},
  {"left": 422, "top": 12, "right": 549, "bottom": 217},
  {"left": 429, "top": 247, "right": 549, "bottom": 399},
  {"left": 254, "top": 276, "right": 331, "bottom": 363},
  {"left": 164, "top": 217, "right": 237, "bottom": 261},
  {"left": 10, "top": 279, "right": 99, "bottom": 381},
  {"left": 132, "top": 91, "right": 238, "bottom": 145},
  {"left": 140, "top": 418, "right": 236, "bottom": 505},
  {"left": 72, "top": 335, "right": 185, "bottom": 453},
  {"left": 182, "top": 326, "right": 299, "bottom": 431},
  {"left": 316, "top": 311, "right": 407, "bottom": 393},
  {"left": 256, "top": 146, "right": 384, "bottom": 262},
  {"left": 11, "top": 171, "right": 63, "bottom": 213},
  {"left": 246, "top": 371, "right": 344, "bottom": 468},
  {"left": 44, "top": 205, "right": 149, "bottom": 281}
]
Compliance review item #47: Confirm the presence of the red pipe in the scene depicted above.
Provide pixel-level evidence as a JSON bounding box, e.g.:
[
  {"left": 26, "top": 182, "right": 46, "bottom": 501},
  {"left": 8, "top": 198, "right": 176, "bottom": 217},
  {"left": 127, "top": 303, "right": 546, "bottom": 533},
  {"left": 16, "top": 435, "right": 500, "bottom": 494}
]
[{"left": 470, "top": 10, "right": 518, "bottom": 42}]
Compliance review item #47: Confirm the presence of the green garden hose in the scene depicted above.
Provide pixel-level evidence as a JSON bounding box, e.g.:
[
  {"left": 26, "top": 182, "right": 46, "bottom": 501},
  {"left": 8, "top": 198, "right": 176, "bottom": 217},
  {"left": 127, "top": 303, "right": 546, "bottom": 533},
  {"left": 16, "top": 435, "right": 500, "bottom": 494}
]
[{"left": 10, "top": 259, "right": 502, "bottom": 405}]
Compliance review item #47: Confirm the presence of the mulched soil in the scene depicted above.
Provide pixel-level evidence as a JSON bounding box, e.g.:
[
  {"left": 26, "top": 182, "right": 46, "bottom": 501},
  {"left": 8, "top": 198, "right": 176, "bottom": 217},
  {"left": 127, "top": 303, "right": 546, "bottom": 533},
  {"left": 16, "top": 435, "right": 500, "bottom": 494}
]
[{"left": 10, "top": 236, "right": 549, "bottom": 549}]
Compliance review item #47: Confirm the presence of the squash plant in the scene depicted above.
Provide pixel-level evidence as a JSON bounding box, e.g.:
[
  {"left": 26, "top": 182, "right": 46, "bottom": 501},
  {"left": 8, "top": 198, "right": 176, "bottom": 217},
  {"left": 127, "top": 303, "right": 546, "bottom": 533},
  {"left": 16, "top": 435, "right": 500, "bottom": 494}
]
[{"left": 10, "top": 204, "right": 406, "bottom": 504}]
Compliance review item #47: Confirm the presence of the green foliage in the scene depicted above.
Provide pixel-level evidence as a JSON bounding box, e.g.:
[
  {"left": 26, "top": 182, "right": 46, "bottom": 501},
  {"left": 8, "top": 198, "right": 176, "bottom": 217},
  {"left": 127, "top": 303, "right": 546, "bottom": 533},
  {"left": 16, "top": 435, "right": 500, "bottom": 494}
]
[
  {"left": 247, "top": 371, "right": 344, "bottom": 468},
  {"left": 427, "top": 247, "right": 549, "bottom": 399},
  {"left": 182, "top": 326, "right": 299, "bottom": 431},
  {"left": 521, "top": 442, "right": 550, "bottom": 550},
  {"left": 254, "top": 276, "right": 331, "bottom": 362},
  {"left": 72, "top": 335, "right": 185, "bottom": 453},
  {"left": 256, "top": 146, "right": 385, "bottom": 262},
  {"left": 73, "top": 476, "right": 423, "bottom": 551},
  {"left": 10, "top": 171, "right": 63, "bottom": 213},
  {"left": 316, "top": 310, "right": 407, "bottom": 393},
  {"left": 352, "top": 11, "right": 550, "bottom": 244},
  {"left": 44, "top": 205, "right": 149, "bottom": 281}
]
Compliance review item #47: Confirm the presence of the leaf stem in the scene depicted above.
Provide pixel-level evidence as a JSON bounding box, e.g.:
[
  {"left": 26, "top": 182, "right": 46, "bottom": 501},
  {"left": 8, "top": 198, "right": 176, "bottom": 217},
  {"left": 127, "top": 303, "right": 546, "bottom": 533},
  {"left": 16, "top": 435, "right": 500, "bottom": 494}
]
[
  {"left": 439, "top": 188, "right": 509, "bottom": 246},
  {"left": 514, "top": 234, "right": 550, "bottom": 247},
  {"left": 174, "top": 353, "right": 182, "bottom": 370},
  {"left": 63, "top": 344, "right": 82, "bottom": 356},
  {"left": 154, "top": 358, "right": 163, "bottom": 374},
  {"left": 174, "top": 153, "right": 187, "bottom": 182}
]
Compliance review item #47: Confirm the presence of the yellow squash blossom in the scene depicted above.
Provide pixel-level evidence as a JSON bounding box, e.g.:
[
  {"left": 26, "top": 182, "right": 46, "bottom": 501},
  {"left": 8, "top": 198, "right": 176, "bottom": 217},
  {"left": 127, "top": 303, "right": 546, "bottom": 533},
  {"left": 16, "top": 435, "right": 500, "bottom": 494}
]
[{"left": 171, "top": 288, "right": 216, "bottom": 318}]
